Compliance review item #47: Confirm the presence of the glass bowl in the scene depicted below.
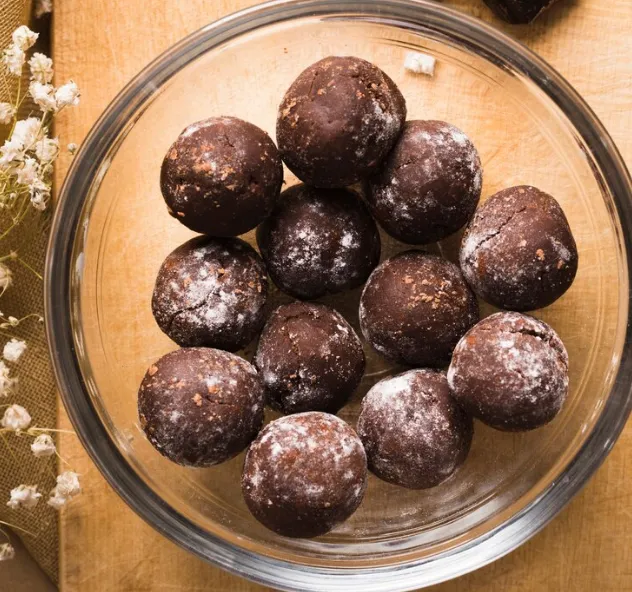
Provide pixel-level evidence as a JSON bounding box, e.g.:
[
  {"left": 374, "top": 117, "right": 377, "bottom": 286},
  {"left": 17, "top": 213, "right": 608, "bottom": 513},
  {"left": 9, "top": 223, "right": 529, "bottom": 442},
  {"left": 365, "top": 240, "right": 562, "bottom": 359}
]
[{"left": 45, "top": 1, "right": 632, "bottom": 590}]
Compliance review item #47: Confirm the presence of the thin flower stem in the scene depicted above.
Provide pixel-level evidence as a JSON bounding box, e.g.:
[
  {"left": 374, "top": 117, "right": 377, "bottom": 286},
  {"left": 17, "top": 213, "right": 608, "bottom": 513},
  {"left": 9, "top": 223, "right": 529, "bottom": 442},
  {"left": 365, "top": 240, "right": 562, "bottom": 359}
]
[
  {"left": 0, "top": 520, "right": 36, "bottom": 537},
  {"left": 28, "top": 427, "right": 76, "bottom": 435},
  {"left": 0, "top": 431, "right": 20, "bottom": 464},
  {"left": 55, "top": 450, "right": 72, "bottom": 467},
  {"left": 15, "top": 256, "right": 42, "bottom": 280}
]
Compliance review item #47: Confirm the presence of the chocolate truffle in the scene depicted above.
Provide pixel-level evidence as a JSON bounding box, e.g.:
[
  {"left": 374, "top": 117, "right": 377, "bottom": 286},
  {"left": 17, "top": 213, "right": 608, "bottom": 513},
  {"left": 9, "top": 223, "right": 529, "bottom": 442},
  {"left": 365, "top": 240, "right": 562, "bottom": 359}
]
[
  {"left": 138, "top": 348, "right": 264, "bottom": 466},
  {"left": 160, "top": 116, "right": 283, "bottom": 236},
  {"left": 357, "top": 369, "right": 473, "bottom": 489},
  {"left": 460, "top": 185, "right": 578, "bottom": 311},
  {"left": 447, "top": 312, "right": 569, "bottom": 431},
  {"left": 365, "top": 120, "right": 482, "bottom": 244},
  {"left": 484, "top": 0, "right": 559, "bottom": 24},
  {"left": 277, "top": 56, "right": 406, "bottom": 187},
  {"left": 242, "top": 412, "right": 367, "bottom": 538},
  {"left": 257, "top": 184, "right": 380, "bottom": 299},
  {"left": 360, "top": 251, "right": 479, "bottom": 366},
  {"left": 152, "top": 236, "right": 267, "bottom": 351},
  {"left": 254, "top": 302, "right": 365, "bottom": 414}
]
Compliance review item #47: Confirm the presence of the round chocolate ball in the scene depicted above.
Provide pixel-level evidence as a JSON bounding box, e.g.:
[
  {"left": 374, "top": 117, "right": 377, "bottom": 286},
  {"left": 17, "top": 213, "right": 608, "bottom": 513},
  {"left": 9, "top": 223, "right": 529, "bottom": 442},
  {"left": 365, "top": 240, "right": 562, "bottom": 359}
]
[
  {"left": 242, "top": 412, "right": 367, "bottom": 538},
  {"left": 138, "top": 348, "right": 264, "bottom": 466},
  {"left": 257, "top": 184, "right": 380, "bottom": 299},
  {"left": 448, "top": 312, "right": 569, "bottom": 431},
  {"left": 277, "top": 56, "right": 406, "bottom": 187},
  {"left": 160, "top": 116, "right": 283, "bottom": 236},
  {"left": 365, "top": 120, "right": 482, "bottom": 244},
  {"left": 152, "top": 236, "right": 267, "bottom": 351},
  {"left": 357, "top": 369, "right": 473, "bottom": 489},
  {"left": 460, "top": 185, "right": 578, "bottom": 311},
  {"left": 254, "top": 302, "right": 365, "bottom": 414},
  {"left": 360, "top": 251, "right": 479, "bottom": 367}
]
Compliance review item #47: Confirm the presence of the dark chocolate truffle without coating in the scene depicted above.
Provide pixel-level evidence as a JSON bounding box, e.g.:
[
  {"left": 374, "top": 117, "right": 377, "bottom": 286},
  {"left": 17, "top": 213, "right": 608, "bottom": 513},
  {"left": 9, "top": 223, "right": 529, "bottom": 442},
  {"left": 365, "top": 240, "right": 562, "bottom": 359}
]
[
  {"left": 152, "top": 236, "right": 267, "bottom": 351},
  {"left": 254, "top": 302, "right": 365, "bottom": 414},
  {"left": 447, "top": 312, "right": 569, "bottom": 431},
  {"left": 460, "top": 185, "right": 578, "bottom": 311},
  {"left": 360, "top": 251, "right": 479, "bottom": 367},
  {"left": 365, "top": 120, "right": 482, "bottom": 245},
  {"left": 138, "top": 348, "right": 264, "bottom": 466},
  {"left": 160, "top": 116, "right": 283, "bottom": 236},
  {"left": 357, "top": 369, "right": 473, "bottom": 489},
  {"left": 242, "top": 412, "right": 367, "bottom": 538},
  {"left": 257, "top": 184, "right": 380, "bottom": 299},
  {"left": 277, "top": 56, "right": 406, "bottom": 187}
]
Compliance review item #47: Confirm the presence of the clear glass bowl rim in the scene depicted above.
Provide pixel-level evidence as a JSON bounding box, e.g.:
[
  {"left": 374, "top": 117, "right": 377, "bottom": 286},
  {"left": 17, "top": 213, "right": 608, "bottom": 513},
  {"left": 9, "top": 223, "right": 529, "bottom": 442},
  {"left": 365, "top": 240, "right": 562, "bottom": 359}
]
[{"left": 44, "top": 1, "right": 632, "bottom": 590}]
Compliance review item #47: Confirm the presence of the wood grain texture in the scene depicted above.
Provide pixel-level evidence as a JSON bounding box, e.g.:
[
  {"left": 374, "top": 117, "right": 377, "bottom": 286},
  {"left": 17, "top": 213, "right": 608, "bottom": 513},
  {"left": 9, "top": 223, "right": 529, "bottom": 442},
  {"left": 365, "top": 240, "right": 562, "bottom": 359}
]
[{"left": 53, "top": 1, "right": 632, "bottom": 591}]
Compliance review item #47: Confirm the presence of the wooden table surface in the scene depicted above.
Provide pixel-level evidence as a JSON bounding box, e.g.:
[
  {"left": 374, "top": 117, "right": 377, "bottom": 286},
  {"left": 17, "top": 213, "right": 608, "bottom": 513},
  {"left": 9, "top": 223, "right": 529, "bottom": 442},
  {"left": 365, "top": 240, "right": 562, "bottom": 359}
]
[{"left": 54, "top": 1, "right": 632, "bottom": 590}]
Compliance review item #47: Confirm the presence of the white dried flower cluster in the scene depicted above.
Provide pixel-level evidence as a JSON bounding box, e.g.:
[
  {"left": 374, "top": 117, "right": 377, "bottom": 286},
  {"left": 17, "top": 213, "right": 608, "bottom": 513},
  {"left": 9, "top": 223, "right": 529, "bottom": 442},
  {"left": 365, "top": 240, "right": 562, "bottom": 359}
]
[
  {"left": 3, "top": 338, "right": 26, "bottom": 362},
  {"left": 0, "top": 360, "right": 17, "bottom": 397},
  {"left": 1, "top": 404, "right": 30, "bottom": 430},
  {"left": 35, "top": 0, "right": 53, "bottom": 19},
  {"left": 7, "top": 484, "right": 41, "bottom": 509},
  {"left": 0, "top": 26, "right": 80, "bottom": 214},
  {"left": 0, "top": 543, "right": 15, "bottom": 561},
  {"left": 48, "top": 471, "right": 81, "bottom": 509},
  {"left": 31, "top": 433, "right": 56, "bottom": 457}
]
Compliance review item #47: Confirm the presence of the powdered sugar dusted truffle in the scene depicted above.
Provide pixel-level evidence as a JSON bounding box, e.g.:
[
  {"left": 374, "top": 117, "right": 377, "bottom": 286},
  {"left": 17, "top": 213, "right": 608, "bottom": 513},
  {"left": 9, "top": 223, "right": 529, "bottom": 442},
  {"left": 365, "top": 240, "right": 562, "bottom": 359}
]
[
  {"left": 152, "top": 236, "right": 267, "bottom": 351},
  {"left": 460, "top": 185, "right": 578, "bottom": 311},
  {"left": 138, "top": 348, "right": 264, "bottom": 466},
  {"left": 257, "top": 184, "right": 380, "bottom": 299},
  {"left": 242, "top": 412, "right": 367, "bottom": 538},
  {"left": 254, "top": 302, "right": 365, "bottom": 415},
  {"left": 360, "top": 251, "right": 479, "bottom": 367},
  {"left": 160, "top": 116, "right": 283, "bottom": 237},
  {"left": 447, "top": 312, "right": 569, "bottom": 431},
  {"left": 357, "top": 369, "right": 473, "bottom": 489},
  {"left": 365, "top": 120, "right": 482, "bottom": 245},
  {"left": 277, "top": 56, "right": 406, "bottom": 187}
]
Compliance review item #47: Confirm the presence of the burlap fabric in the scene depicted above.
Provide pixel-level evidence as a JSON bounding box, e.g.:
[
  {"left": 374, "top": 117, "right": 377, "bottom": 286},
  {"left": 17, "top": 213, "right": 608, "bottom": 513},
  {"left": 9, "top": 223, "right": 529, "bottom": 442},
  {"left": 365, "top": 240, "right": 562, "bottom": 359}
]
[{"left": 0, "top": 0, "right": 59, "bottom": 584}]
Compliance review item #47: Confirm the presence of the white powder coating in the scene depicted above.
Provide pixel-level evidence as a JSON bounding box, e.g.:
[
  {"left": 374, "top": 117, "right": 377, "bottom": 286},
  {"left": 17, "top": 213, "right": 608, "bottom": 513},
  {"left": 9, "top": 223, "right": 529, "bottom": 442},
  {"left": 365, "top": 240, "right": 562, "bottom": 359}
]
[
  {"left": 242, "top": 412, "right": 367, "bottom": 536},
  {"left": 357, "top": 369, "right": 472, "bottom": 489},
  {"left": 152, "top": 237, "right": 267, "bottom": 348},
  {"left": 404, "top": 51, "right": 436, "bottom": 76},
  {"left": 448, "top": 312, "right": 569, "bottom": 430}
]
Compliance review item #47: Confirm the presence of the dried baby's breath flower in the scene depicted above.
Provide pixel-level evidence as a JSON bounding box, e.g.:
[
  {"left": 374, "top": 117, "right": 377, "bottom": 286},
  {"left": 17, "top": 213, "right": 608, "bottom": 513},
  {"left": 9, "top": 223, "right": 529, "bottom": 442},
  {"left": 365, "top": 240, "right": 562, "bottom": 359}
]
[
  {"left": 28, "top": 52, "right": 53, "bottom": 84},
  {"left": 47, "top": 492, "right": 67, "bottom": 509},
  {"left": 67, "top": 142, "right": 78, "bottom": 155},
  {"left": 0, "top": 543, "right": 15, "bottom": 561},
  {"left": 30, "top": 81, "right": 56, "bottom": 112},
  {"left": 3, "top": 339, "right": 26, "bottom": 362},
  {"left": 1, "top": 404, "right": 30, "bottom": 430},
  {"left": 0, "top": 360, "right": 17, "bottom": 397},
  {"left": 7, "top": 484, "right": 41, "bottom": 509},
  {"left": 0, "top": 264, "right": 12, "bottom": 291},
  {"left": 31, "top": 433, "right": 56, "bottom": 457},
  {"left": 11, "top": 118, "right": 42, "bottom": 150},
  {"left": 2, "top": 45, "right": 25, "bottom": 76},
  {"left": 55, "top": 81, "right": 80, "bottom": 109},
  {"left": 34, "top": 137, "right": 59, "bottom": 164},
  {"left": 30, "top": 192, "right": 48, "bottom": 211},
  {"left": 0, "top": 103, "right": 15, "bottom": 126},
  {"left": 15, "top": 157, "right": 39, "bottom": 186},
  {"left": 12, "top": 26, "right": 38, "bottom": 51},
  {"left": 55, "top": 471, "right": 81, "bottom": 498},
  {"left": 7, "top": 316, "right": 18, "bottom": 326}
]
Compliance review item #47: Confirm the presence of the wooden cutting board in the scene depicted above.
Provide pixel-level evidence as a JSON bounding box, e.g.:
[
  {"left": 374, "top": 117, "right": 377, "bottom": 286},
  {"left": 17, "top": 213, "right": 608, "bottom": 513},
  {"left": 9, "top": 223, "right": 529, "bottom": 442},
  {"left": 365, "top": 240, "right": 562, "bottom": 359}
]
[{"left": 54, "top": 1, "right": 632, "bottom": 590}]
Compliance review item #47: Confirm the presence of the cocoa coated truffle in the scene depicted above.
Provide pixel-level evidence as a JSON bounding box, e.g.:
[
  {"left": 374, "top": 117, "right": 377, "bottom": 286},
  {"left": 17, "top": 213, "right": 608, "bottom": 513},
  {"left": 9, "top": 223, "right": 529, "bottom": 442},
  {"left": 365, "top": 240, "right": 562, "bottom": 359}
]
[
  {"left": 138, "top": 348, "right": 264, "bottom": 466},
  {"left": 365, "top": 120, "right": 482, "bottom": 244},
  {"left": 360, "top": 251, "right": 479, "bottom": 366},
  {"left": 357, "top": 369, "right": 473, "bottom": 489},
  {"left": 459, "top": 185, "right": 578, "bottom": 311},
  {"left": 276, "top": 56, "right": 406, "bottom": 187},
  {"left": 160, "top": 116, "right": 283, "bottom": 236},
  {"left": 483, "top": 0, "right": 559, "bottom": 24},
  {"left": 447, "top": 312, "right": 569, "bottom": 431},
  {"left": 152, "top": 236, "right": 267, "bottom": 351},
  {"left": 257, "top": 184, "right": 380, "bottom": 299},
  {"left": 254, "top": 302, "right": 365, "bottom": 414},
  {"left": 242, "top": 412, "right": 367, "bottom": 538}
]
